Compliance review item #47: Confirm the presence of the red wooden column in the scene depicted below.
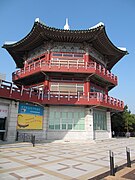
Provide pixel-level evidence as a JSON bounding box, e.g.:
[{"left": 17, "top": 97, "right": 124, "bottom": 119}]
[
  {"left": 84, "top": 80, "right": 90, "bottom": 96},
  {"left": 43, "top": 79, "right": 49, "bottom": 91},
  {"left": 24, "top": 60, "right": 28, "bottom": 68},
  {"left": 46, "top": 50, "right": 50, "bottom": 61},
  {"left": 85, "top": 53, "right": 90, "bottom": 63},
  {"left": 105, "top": 88, "right": 108, "bottom": 95}
]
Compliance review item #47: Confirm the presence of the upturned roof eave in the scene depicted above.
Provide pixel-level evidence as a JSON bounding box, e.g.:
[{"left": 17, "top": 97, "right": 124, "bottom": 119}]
[
  {"left": 2, "top": 21, "right": 105, "bottom": 49},
  {"left": 2, "top": 20, "right": 128, "bottom": 69}
]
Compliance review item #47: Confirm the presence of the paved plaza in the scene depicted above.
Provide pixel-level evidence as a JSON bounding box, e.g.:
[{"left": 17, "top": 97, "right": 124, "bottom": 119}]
[{"left": 0, "top": 138, "right": 135, "bottom": 179}]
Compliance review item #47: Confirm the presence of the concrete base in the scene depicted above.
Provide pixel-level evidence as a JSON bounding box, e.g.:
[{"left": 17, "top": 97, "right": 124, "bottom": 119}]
[{"left": 0, "top": 98, "right": 112, "bottom": 142}]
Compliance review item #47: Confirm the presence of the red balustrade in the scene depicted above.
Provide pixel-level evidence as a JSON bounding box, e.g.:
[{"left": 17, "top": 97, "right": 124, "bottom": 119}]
[
  {"left": 12, "top": 59, "right": 117, "bottom": 85},
  {"left": 0, "top": 80, "right": 123, "bottom": 111}
]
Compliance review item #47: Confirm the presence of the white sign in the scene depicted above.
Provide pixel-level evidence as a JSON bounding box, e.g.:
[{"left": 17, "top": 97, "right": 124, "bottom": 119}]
[{"left": 0, "top": 105, "right": 8, "bottom": 118}]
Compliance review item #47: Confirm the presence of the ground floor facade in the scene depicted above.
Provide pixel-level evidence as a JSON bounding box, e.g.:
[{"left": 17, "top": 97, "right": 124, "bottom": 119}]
[{"left": 0, "top": 98, "right": 112, "bottom": 142}]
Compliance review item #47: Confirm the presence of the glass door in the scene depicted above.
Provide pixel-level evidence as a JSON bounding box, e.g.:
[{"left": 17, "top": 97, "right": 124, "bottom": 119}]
[{"left": 0, "top": 117, "right": 6, "bottom": 140}]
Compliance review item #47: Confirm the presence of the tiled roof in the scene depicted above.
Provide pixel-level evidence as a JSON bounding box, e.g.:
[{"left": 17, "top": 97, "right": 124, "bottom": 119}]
[{"left": 2, "top": 20, "right": 128, "bottom": 69}]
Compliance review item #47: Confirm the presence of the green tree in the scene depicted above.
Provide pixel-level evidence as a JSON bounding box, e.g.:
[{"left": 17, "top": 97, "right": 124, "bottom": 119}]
[
  {"left": 123, "top": 105, "right": 135, "bottom": 132},
  {"left": 111, "top": 105, "right": 135, "bottom": 133}
]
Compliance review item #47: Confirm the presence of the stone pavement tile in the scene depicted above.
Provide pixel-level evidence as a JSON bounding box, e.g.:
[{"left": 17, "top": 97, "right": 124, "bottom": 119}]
[
  {"left": 77, "top": 167, "right": 108, "bottom": 180},
  {"left": 0, "top": 157, "right": 24, "bottom": 171},
  {"left": 79, "top": 148, "right": 102, "bottom": 154},
  {"left": 0, "top": 143, "right": 32, "bottom": 149},
  {"left": 100, "top": 155, "right": 125, "bottom": 163},
  {"left": 70, "top": 148, "right": 93, "bottom": 153},
  {"left": 77, "top": 153, "right": 105, "bottom": 160},
  {"left": 19, "top": 156, "right": 48, "bottom": 165},
  {"left": 40, "top": 159, "right": 101, "bottom": 178},
  {"left": 93, "top": 150, "right": 109, "bottom": 157},
  {"left": 74, "top": 155, "right": 110, "bottom": 167},
  {"left": 0, "top": 150, "right": 22, "bottom": 157},
  {"left": 131, "top": 150, "right": 135, "bottom": 157},
  {"left": 74, "top": 154, "right": 104, "bottom": 162},
  {"left": 48, "top": 150, "right": 86, "bottom": 158},
  {"left": 1, "top": 149, "right": 36, "bottom": 157},
  {"left": 0, "top": 138, "right": 135, "bottom": 179},
  {"left": 12, "top": 150, "right": 36, "bottom": 155},
  {"left": 49, "top": 145, "right": 78, "bottom": 152},
  {"left": 14, "top": 154, "right": 63, "bottom": 165},
  {"left": 92, "top": 159, "right": 109, "bottom": 167},
  {"left": 0, "top": 167, "right": 62, "bottom": 180},
  {"left": 30, "top": 147, "right": 51, "bottom": 153},
  {"left": 113, "top": 152, "right": 127, "bottom": 160}
]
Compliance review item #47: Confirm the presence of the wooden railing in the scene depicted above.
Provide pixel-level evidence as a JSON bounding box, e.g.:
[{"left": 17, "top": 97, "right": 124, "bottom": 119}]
[
  {"left": 0, "top": 80, "right": 123, "bottom": 110},
  {"left": 12, "top": 59, "right": 117, "bottom": 84}
]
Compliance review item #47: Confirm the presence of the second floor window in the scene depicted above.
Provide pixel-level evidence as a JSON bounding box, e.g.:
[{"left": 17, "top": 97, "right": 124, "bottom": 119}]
[{"left": 50, "top": 82, "right": 84, "bottom": 95}]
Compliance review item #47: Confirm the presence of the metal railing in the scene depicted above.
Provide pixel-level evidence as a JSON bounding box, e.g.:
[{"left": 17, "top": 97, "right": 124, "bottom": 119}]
[{"left": 113, "top": 132, "right": 135, "bottom": 137}]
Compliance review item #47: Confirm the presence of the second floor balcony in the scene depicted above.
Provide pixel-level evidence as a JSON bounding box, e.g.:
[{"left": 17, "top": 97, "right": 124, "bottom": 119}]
[
  {"left": 0, "top": 80, "right": 123, "bottom": 111},
  {"left": 12, "top": 59, "right": 118, "bottom": 86}
]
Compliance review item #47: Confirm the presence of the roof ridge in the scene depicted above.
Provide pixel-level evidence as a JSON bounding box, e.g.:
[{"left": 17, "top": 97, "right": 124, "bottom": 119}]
[{"left": 35, "top": 18, "right": 104, "bottom": 32}]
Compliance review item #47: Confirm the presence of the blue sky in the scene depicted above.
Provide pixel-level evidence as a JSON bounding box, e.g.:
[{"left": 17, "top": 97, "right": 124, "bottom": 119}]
[{"left": 0, "top": 0, "right": 135, "bottom": 113}]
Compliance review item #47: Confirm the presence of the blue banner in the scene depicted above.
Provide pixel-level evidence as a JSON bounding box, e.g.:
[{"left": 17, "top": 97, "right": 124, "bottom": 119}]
[{"left": 18, "top": 103, "right": 43, "bottom": 116}]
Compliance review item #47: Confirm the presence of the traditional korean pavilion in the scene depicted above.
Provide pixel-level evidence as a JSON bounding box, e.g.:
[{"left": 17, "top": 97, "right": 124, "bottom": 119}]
[{"left": 1, "top": 18, "right": 127, "bottom": 141}]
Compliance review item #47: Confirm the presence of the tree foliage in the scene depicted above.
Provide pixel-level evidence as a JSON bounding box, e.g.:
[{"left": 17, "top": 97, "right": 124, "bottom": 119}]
[{"left": 111, "top": 105, "right": 135, "bottom": 133}]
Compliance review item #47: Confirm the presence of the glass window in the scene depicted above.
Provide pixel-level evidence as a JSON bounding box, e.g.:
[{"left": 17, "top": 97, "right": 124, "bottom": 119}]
[
  {"left": 90, "top": 86, "right": 105, "bottom": 94},
  {"left": 68, "top": 112, "right": 72, "bottom": 119},
  {"left": 78, "top": 124, "right": 85, "bottom": 130},
  {"left": 68, "top": 119, "right": 72, "bottom": 123},
  {"left": 55, "top": 119, "right": 60, "bottom": 124},
  {"left": 93, "top": 110, "right": 107, "bottom": 130},
  {"left": 49, "top": 111, "right": 55, "bottom": 118},
  {"left": 53, "top": 53, "right": 62, "bottom": 56},
  {"left": 0, "top": 118, "right": 6, "bottom": 130},
  {"left": 48, "top": 108, "right": 85, "bottom": 131},
  {"left": 62, "top": 112, "right": 67, "bottom": 119},
  {"left": 49, "top": 125, "right": 54, "bottom": 129},
  {"left": 55, "top": 124, "right": 60, "bottom": 130},
  {"left": 79, "top": 112, "right": 85, "bottom": 118},
  {"left": 51, "top": 85, "right": 59, "bottom": 92},
  {"left": 74, "top": 54, "right": 83, "bottom": 57},
  {"left": 63, "top": 54, "right": 73, "bottom": 57},
  {"left": 79, "top": 118, "right": 85, "bottom": 123},
  {"left": 49, "top": 119, "right": 54, "bottom": 123},
  {"left": 73, "top": 124, "right": 79, "bottom": 130},
  {"left": 55, "top": 112, "right": 60, "bottom": 118},
  {"left": 50, "top": 83, "right": 84, "bottom": 94},
  {"left": 59, "top": 85, "right": 76, "bottom": 92},
  {"left": 73, "top": 124, "right": 85, "bottom": 130},
  {"left": 68, "top": 124, "right": 72, "bottom": 130},
  {"left": 62, "top": 119, "right": 67, "bottom": 123},
  {"left": 74, "top": 112, "right": 78, "bottom": 119},
  {"left": 62, "top": 124, "right": 66, "bottom": 129}
]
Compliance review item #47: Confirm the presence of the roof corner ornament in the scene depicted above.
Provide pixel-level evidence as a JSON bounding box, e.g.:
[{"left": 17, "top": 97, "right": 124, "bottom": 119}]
[
  {"left": 89, "top": 22, "right": 104, "bottom": 30},
  {"left": 64, "top": 18, "right": 70, "bottom": 30},
  {"left": 35, "top": 17, "right": 40, "bottom": 23},
  {"left": 118, "top": 47, "right": 127, "bottom": 52}
]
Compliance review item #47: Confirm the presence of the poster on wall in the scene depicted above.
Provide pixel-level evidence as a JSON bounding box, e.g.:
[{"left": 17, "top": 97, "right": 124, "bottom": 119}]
[
  {"left": 0, "top": 105, "right": 8, "bottom": 118},
  {"left": 17, "top": 103, "right": 44, "bottom": 130}
]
